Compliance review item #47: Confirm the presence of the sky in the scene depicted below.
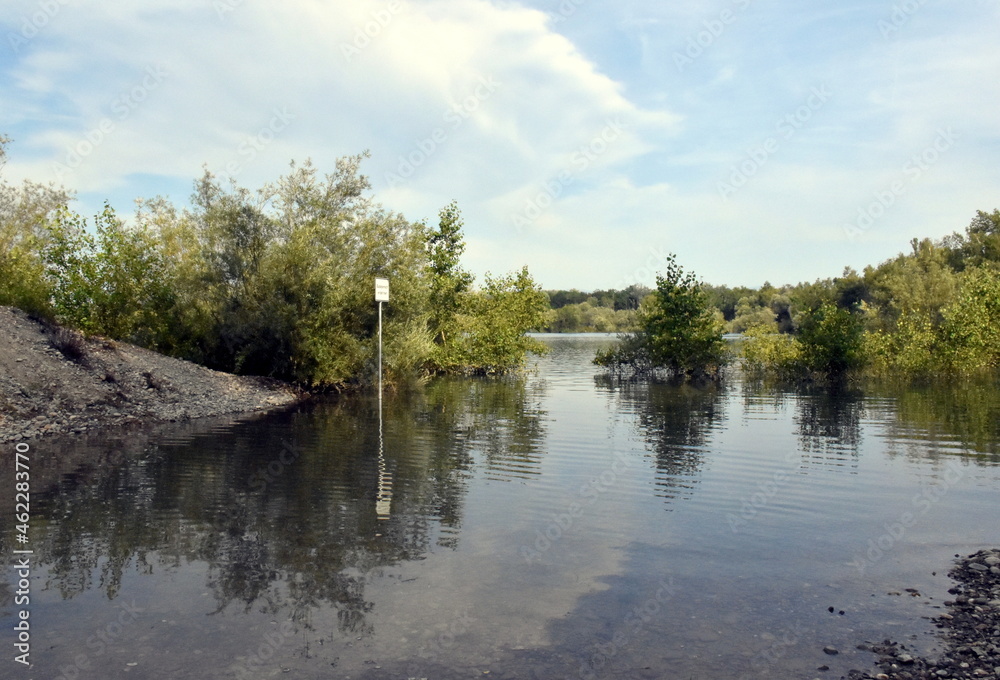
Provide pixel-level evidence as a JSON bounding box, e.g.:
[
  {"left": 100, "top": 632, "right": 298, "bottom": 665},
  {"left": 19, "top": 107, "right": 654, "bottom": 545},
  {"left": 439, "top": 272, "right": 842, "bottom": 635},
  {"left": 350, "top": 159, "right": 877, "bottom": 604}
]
[{"left": 2, "top": 0, "right": 998, "bottom": 291}]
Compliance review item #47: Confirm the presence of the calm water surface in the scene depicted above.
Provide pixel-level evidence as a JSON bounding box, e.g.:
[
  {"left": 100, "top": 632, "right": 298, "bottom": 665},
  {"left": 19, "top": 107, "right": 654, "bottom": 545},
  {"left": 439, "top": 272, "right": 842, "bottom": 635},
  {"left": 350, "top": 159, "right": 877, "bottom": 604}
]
[{"left": 3, "top": 335, "right": 1000, "bottom": 679}]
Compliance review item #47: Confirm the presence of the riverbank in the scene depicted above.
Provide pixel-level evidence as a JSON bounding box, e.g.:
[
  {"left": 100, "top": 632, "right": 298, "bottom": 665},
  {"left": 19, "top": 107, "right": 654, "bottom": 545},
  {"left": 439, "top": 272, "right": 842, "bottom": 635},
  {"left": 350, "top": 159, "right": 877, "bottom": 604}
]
[
  {"left": 849, "top": 549, "right": 1000, "bottom": 680},
  {"left": 0, "top": 306, "right": 305, "bottom": 443}
]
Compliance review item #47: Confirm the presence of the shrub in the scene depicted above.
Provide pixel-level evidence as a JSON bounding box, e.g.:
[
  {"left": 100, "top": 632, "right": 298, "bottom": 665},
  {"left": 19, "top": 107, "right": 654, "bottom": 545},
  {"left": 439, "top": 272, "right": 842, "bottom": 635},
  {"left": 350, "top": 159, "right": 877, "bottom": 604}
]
[
  {"left": 795, "top": 302, "right": 866, "bottom": 375},
  {"left": 595, "top": 255, "right": 725, "bottom": 379},
  {"left": 739, "top": 325, "right": 803, "bottom": 377}
]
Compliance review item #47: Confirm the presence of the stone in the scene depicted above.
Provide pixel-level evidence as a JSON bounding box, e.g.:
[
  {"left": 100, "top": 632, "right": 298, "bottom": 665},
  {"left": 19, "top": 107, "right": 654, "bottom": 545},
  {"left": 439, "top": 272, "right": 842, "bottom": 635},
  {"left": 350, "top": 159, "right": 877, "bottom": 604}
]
[{"left": 823, "top": 646, "right": 839, "bottom": 655}]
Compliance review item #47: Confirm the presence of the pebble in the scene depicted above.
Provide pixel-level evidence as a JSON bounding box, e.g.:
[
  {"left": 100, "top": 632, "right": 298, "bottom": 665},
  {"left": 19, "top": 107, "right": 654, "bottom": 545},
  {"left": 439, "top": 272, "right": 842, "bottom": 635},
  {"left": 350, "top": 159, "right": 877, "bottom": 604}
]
[
  {"left": 849, "top": 549, "right": 1000, "bottom": 680},
  {"left": 824, "top": 646, "right": 839, "bottom": 655}
]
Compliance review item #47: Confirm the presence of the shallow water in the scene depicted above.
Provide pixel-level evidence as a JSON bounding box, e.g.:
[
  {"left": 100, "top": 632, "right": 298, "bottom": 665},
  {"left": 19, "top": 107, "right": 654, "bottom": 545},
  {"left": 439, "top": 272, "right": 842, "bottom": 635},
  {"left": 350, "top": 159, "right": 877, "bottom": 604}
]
[{"left": 2, "top": 334, "right": 999, "bottom": 679}]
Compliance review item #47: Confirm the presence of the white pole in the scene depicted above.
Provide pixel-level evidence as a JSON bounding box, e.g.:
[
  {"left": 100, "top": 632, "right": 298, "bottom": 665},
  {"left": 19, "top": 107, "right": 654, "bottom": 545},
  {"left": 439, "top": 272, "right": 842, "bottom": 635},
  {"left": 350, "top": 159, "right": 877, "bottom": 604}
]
[{"left": 378, "top": 299, "right": 383, "bottom": 402}]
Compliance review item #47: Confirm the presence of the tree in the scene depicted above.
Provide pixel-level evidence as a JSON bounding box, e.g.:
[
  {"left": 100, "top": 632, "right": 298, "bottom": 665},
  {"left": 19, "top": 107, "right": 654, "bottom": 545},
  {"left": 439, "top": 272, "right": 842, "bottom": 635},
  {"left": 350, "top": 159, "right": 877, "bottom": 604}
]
[
  {"left": 42, "top": 204, "right": 176, "bottom": 346},
  {"left": 942, "top": 209, "right": 1000, "bottom": 271},
  {"left": 426, "top": 200, "right": 473, "bottom": 347},
  {"left": 796, "top": 302, "right": 865, "bottom": 375},
  {"left": 730, "top": 296, "right": 777, "bottom": 333},
  {"left": 0, "top": 135, "right": 72, "bottom": 316},
  {"left": 595, "top": 254, "right": 725, "bottom": 378},
  {"left": 455, "top": 267, "right": 549, "bottom": 374}
]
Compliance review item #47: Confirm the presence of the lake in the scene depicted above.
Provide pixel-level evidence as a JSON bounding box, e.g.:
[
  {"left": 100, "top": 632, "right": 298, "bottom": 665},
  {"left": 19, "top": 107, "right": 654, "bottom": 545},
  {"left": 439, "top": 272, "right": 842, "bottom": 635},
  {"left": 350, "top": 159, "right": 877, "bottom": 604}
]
[{"left": 3, "top": 334, "right": 999, "bottom": 679}]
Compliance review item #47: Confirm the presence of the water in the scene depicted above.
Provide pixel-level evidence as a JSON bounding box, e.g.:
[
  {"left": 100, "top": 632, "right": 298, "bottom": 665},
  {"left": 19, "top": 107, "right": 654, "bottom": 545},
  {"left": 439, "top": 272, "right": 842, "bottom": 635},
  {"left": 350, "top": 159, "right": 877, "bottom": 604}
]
[{"left": 3, "top": 334, "right": 999, "bottom": 679}]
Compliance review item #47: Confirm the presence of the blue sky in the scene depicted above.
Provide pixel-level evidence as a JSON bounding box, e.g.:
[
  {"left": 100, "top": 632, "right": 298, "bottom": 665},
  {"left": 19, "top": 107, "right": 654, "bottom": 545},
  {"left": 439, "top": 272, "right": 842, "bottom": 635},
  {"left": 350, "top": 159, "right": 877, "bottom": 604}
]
[{"left": 2, "top": 0, "right": 998, "bottom": 290}]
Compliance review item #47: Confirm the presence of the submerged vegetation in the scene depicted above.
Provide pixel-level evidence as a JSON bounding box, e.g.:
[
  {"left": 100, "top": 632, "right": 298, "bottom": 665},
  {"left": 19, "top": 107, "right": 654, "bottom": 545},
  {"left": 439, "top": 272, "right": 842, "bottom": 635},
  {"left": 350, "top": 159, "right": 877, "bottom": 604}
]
[
  {"left": 594, "top": 255, "right": 726, "bottom": 379},
  {"left": 0, "top": 137, "right": 547, "bottom": 388},
  {"left": 595, "top": 210, "right": 1000, "bottom": 381}
]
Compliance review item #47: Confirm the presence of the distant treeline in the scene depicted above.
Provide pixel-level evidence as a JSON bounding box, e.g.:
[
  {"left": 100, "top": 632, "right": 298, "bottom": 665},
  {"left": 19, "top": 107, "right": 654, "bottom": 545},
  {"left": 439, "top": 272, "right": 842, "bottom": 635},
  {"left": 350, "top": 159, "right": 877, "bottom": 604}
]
[
  {"left": 0, "top": 136, "right": 548, "bottom": 388},
  {"left": 538, "top": 285, "right": 649, "bottom": 332},
  {"left": 594, "top": 209, "right": 1000, "bottom": 379}
]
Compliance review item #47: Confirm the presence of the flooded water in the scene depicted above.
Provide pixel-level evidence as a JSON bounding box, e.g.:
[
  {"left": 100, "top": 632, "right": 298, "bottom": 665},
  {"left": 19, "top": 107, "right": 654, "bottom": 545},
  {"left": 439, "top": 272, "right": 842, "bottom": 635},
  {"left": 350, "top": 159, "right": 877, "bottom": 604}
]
[{"left": 3, "top": 334, "right": 1000, "bottom": 679}]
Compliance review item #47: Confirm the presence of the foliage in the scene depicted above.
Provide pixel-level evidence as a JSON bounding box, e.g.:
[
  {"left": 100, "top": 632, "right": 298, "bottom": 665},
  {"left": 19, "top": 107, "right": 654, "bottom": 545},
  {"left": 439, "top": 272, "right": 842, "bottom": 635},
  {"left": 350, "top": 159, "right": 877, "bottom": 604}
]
[
  {"left": 426, "top": 201, "right": 473, "bottom": 352},
  {"left": 730, "top": 210, "right": 1000, "bottom": 379},
  {"left": 795, "top": 302, "right": 866, "bottom": 375},
  {"left": 865, "top": 266, "right": 1000, "bottom": 375},
  {"left": 729, "top": 296, "right": 778, "bottom": 333},
  {"left": 867, "top": 238, "right": 958, "bottom": 329},
  {"left": 5, "top": 133, "right": 1000, "bottom": 384},
  {"left": 595, "top": 255, "right": 725, "bottom": 378},
  {"left": 942, "top": 266, "right": 1000, "bottom": 371},
  {"left": 546, "top": 284, "right": 650, "bottom": 311},
  {"left": 862, "top": 311, "right": 940, "bottom": 375},
  {"left": 0, "top": 135, "right": 71, "bottom": 317},
  {"left": 538, "top": 285, "right": 648, "bottom": 333},
  {"left": 0, "top": 136, "right": 547, "bottom": 388},
  {"left": 941, "top": 209, "right": 1000, "bottom": 271},
  {"left": 42, "top": 204, "right": 176, "bottom": 347},
  {"left": 541, "top": 298, "right": 638, "bottom": 333},
  {"left": 739, "top": 325, "right": 803, "bottom": 377},
  {"left": 430, "top": 266, "right": 549, "bottom": 374},
  {"left": 177, "top": 159, "right": 436, "bottom": 387}
]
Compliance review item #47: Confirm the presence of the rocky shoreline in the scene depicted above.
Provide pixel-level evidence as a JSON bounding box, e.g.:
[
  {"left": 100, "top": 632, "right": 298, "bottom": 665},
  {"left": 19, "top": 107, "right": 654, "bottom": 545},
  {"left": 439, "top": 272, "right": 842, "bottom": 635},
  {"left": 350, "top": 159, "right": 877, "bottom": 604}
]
[
  {"left": 849, "top": 549, "right": 1000, "bottom": 680},
  {"left": 0, "top": 306, "right": 306, "bottom": 442}
]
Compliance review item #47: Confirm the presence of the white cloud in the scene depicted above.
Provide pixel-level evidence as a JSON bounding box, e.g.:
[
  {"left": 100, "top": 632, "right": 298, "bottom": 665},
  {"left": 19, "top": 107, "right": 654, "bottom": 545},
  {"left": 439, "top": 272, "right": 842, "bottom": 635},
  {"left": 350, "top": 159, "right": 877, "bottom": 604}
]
[{"left": 1, "top": 0, "right": 997, "bottom": 289}]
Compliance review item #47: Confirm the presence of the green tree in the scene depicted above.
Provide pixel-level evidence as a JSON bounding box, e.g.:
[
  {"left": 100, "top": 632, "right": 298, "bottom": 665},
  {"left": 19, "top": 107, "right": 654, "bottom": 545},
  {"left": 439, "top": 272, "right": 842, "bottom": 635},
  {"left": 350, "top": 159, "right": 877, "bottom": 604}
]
[
  {"left": 459, "top": 267, "right": 549, "bottom": 373},
  {"left": 430, "top": 266, "right": 548, "bottom": 374},
  {"left": 796, "top": 302, "right": 865, "bottom": 375},
  {"left": 868, "top": 238, "right": 958, "bottom": 329},
  {"left": 940, "top": 266, "right": 1000, "bottom": 371},
  {"left": 595, "top": 254, "right": 725, "bottom": 378},
  {"left": 0, "top": 135, "right": 72, "bottom": 316},
  {"left": 427, "top": 201, "right": 473, "bottom": 348},
  {"left": 942, "top": 209, "right": 1000, "bottom": 271},
  {"left": 729, "top": 296, "right": 777, "bottom": 333},
  {"left": 42, "top": 204, "right": 175, "bottom": 346}
]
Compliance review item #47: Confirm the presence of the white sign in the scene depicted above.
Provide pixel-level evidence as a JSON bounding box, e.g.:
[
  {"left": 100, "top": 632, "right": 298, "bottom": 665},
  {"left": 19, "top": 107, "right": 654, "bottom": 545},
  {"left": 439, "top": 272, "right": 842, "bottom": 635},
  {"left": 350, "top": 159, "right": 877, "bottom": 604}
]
[{"left": 375, "top": 277, "right": 390, "bottom": 302}]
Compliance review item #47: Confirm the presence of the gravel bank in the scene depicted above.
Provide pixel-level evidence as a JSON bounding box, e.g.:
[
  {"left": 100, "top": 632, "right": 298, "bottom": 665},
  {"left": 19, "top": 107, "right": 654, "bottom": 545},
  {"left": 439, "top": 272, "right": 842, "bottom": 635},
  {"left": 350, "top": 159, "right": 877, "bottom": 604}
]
[
  {"left": 849, "top": 549, "right": 1000, "bottom": 680},
  {"left": 0, "top": 306, "right": 305, "bottom": 442}
]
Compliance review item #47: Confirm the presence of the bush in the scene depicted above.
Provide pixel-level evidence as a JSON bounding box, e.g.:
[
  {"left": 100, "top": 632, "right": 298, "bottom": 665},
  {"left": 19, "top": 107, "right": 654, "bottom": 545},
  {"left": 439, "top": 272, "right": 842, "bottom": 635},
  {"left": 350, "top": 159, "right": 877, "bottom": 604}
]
[
  {"left": 430, "top": 266, "right": 549, "bottom": 375},
  {"left": 796, "top": 302, "right": 866, "bottom": 375},
  {"left": 739, "top": 325, "right": 803, "bottom": 377},
  {"left": 595, "top": 255, "right": 725, "bottom": 379},
  {"left": 42, "top": 205, "right": 176, "bottom": 348},
  {"left": 42, "top": 322, "right": 90, "bottom": 367}
]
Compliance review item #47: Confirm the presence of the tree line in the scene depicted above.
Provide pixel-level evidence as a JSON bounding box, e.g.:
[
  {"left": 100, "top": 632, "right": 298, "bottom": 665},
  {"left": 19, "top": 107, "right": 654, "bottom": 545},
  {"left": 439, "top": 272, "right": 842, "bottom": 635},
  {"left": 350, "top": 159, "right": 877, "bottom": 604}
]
[
  {"left": 537, "top": 285, "right": 649, "bottom": 333},
  {"left": 0, "top": 137, "right": 548, "bottom": 389},
  {"left": 596, "top": 209, "right": 1000, "bottom": 379}
]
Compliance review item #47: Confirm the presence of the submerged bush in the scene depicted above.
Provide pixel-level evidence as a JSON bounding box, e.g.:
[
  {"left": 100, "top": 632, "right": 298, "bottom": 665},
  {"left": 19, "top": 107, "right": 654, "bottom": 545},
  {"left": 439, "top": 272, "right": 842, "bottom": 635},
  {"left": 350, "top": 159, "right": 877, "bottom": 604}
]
[
  {"left": 796, "top": 302, "right": 866, "bottom": 375},
  {"left": 864, "top": 266, "right": 1000, "bottom": 376},
  {"left": 595, "top": 255, "right": 725, "bottom": 379},
  {"left": 739, "top": 325, "right": 803, "bottom": 377}
]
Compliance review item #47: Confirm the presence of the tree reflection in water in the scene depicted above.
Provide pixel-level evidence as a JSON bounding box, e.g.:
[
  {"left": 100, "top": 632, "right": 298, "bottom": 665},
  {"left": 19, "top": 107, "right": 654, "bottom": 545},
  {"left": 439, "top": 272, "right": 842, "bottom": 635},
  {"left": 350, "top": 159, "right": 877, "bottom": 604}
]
[
  {"left": 29, "top": 373, "right": 546, "bottom": 635},
  {"left": 595, "top": 375, "right": 727, "bottom": 505}
]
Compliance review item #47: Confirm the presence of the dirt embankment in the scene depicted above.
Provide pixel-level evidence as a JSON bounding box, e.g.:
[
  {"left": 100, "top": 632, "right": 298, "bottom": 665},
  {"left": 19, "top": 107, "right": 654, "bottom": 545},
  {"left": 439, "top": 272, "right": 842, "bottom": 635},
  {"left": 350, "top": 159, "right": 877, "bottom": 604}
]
[{"left": 0, "top": 306, "right": 305, "bottom": 442}]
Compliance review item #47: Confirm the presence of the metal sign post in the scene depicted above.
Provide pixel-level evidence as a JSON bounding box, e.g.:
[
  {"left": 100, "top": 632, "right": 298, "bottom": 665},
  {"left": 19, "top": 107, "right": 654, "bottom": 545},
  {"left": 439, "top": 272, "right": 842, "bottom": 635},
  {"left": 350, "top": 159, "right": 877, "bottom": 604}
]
[
  {"left": 375, "top": 278, "right": 389, "bottom": 398},
  {"left": 374, "top": 277, "right": 391, "bottom": 521}
]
